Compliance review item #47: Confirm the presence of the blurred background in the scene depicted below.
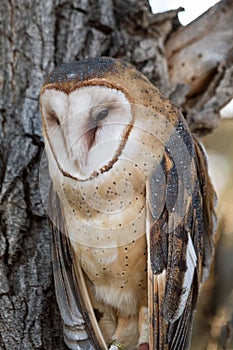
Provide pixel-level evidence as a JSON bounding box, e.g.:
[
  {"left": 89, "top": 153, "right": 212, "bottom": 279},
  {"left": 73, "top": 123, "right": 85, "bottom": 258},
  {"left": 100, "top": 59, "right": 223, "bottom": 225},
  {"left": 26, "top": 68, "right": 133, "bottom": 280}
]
[{"left": 198, "top": 116, "right": 233, "bottom": 350}]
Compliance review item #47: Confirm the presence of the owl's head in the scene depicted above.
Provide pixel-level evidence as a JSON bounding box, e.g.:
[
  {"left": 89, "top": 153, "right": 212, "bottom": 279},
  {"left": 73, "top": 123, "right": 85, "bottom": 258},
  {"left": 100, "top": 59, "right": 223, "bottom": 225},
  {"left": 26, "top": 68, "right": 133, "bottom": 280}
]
[
  {"left": 40, "top": 58, "right": 138, "bottom": 180},
  {"left": 40, "top": 57, "right": 178, "bottom": 181}
]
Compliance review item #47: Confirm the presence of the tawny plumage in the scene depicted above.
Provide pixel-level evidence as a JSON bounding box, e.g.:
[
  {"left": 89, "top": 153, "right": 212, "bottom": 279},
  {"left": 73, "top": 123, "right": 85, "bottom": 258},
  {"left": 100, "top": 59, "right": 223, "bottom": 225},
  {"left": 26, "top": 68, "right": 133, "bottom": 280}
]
[{"left": 40, "top": 57, "right": 217, "bottom": 350}]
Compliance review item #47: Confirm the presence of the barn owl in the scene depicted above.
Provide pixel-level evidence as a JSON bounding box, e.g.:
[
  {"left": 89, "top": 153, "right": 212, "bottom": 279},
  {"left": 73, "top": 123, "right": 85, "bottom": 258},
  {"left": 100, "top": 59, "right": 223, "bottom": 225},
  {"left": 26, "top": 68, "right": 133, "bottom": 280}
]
[{"left": 40, "top": 57, "right": 216, "bottom": 350}]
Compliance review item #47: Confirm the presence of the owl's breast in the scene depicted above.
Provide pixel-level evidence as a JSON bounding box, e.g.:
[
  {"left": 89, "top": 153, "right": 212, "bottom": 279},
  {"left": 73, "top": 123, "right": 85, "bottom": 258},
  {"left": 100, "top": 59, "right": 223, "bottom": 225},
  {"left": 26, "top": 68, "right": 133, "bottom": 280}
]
[
  {"left": 59, "top": 160, "right": 149, "bottom": 314},
  {"left": 60, "top": 157, "right": 148, "bottom": 249},
  {"left": 71, "top": 233, "right": 148, "bottom": 316}
]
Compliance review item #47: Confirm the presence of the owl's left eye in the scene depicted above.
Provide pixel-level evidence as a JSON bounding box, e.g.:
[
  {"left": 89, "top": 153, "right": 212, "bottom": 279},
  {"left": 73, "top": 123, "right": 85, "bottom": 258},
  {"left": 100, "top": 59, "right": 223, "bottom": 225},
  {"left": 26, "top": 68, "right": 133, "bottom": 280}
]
[
  {"left": 94, "top": 109, "right": 109, "bottom": 122},
  {"left": 46, "top": 110, "right": 61, "bottom": 127}
]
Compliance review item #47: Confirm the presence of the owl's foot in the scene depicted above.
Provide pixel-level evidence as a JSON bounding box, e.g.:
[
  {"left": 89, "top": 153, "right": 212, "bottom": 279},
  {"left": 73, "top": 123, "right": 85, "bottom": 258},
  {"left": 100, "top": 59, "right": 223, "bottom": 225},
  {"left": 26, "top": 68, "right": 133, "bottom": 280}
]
[
  {"left": 109, "top": 341, "right": 149, "bottom": 350},
  {"left": 110, "top": 316, "right": 138, "bottom": 349},
  {"left": 109, "top": 345, "right": 122, "bottom": 350},
  {"left": 109, "top": 340, "right": 127, "bottom": 350},
  {"left": 137, "top": 343, "right": 149, "bottom": 350}
]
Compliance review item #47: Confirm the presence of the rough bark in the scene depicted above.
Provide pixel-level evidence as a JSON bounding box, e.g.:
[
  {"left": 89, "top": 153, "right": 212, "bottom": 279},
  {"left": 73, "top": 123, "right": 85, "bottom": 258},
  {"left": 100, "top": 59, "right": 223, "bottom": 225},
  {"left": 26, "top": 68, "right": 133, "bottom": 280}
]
[{"left": 0, "top": 0, "right": 232, "bottom": 349}]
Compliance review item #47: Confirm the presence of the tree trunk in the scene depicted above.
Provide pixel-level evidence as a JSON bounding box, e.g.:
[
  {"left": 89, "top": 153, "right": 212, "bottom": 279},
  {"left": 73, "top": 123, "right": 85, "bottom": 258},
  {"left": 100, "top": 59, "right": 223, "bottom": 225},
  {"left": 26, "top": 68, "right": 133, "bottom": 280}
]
[{"left": 0, "top": 0, "right": 232, "bottom": 349}]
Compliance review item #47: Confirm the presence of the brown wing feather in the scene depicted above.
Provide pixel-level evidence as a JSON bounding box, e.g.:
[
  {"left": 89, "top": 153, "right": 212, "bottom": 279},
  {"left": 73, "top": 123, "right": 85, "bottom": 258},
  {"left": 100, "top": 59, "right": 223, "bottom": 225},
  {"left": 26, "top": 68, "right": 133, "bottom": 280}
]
[
  {"left": 49, "top": 187, "right": 107, "bottom": 350},
  {"left": 147, "top": 117, "right": 216, "bottom": 349}
]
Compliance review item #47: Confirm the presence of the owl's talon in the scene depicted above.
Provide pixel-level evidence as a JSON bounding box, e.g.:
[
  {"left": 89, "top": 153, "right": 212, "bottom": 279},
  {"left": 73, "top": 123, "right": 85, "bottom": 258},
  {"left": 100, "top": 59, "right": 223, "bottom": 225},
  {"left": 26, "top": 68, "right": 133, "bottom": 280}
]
[{"left": 110, "top": 339, "right": 127, "bottom": 350}]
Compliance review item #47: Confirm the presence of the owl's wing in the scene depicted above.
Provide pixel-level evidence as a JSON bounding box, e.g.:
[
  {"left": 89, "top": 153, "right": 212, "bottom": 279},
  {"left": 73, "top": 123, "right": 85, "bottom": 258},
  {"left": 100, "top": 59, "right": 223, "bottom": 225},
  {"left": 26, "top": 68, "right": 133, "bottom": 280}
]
[
  {"left": 48, "top": 187, "right": 107, "bottom": 350},
  {"left": 146, "top": 120, "right": 217, "bottom": 349}
]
